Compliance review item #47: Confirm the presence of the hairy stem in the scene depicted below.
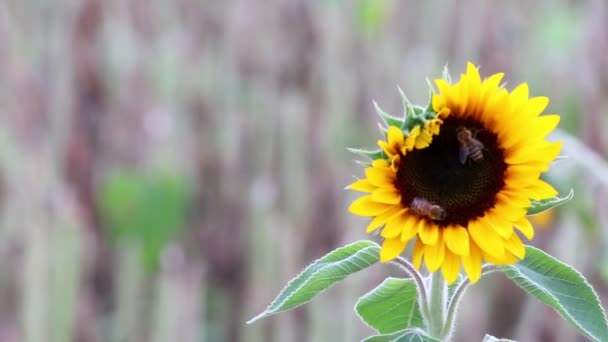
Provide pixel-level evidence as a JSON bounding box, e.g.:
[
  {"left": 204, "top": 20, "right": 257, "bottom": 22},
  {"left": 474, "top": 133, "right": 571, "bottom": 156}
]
[
  {"left": 440, "top": 265, "right": 498, "bottom": 339},
  {"left": 390, "top": 257, "right": 430, "bottom": 323},
  {"left": 428, "top": 272, "right": 447, "bottom": 338}
]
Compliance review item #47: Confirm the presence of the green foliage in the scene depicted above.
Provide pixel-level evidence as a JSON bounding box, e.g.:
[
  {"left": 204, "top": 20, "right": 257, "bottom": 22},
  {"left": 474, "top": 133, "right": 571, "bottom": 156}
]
[
  {"left": 526, "top": 189, "right": 573, "bottom": 216},
  {"left": 498, "top": 246, "right": 608, "bottom": 342},
  {"left": 355, "top": 278, "right": 424, "bottom": 334},
  {"left": 362, "top": 328, "right": 441, "bottom": 342},
  {"left": 98, "top": 170, "right": 189, "bottom": 270},
  {"left": 248, "top": 240, "right": 381, "bottom": 323}
]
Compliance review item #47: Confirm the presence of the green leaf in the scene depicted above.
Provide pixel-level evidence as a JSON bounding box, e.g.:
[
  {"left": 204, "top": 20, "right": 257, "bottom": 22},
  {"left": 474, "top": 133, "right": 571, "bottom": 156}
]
[
  {"left": 248, "top": 240, "right": 381, "bottom": 323},
  {"left": 498, "top": 245, "right": 608, "bottom": 342},
  {"left": 527, "top": 189, "right": 574, "bottom": 215},
  {"left": 348, "top": 147, "right": 385, "bottom": 161},
  {"left": 396, "top": 86, "right": 414, "bottom": 125},
  {"left": 355, "top": 278, "right": 424, "bottom": 334},
  {"left": 363, "top": 328, "right": 441, "bottom": 342},
  {"left": 482, "top": 334, "right": 516, "bottom": 342}
]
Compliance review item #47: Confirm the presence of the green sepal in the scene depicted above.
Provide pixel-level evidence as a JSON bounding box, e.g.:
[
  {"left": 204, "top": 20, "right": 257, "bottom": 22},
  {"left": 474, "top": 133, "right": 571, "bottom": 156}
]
[
  {"left": 396, "top": 86, "right": 416, "bottom": 128},
  {"left": 374, "top": 101, "right": 405, "bottom": 129},
  {"left": 362, "top": 328, "right": 442, "bottom": 342},
  {"left": 347, "top": 147, "right": 385, "bottom": 161},
  {"left": 526, "top": 189, "right": 574, "bottom": 216},
  {"left": 423, "top": 77, "right": 435, "bottom": 114},
  {"left": 402, "top": 116, "right": 427, "bottom": 134},
  {"left": 411, "top": 105, "right": 425, "bottom": 116}
]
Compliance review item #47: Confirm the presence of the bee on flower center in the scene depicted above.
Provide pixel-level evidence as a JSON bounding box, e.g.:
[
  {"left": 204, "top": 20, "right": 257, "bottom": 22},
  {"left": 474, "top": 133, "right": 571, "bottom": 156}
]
[
  {"left": 410, "top": 197, "right": 447, "bottom": 221},
  {"left": 456, "top": 126, "right": 485, "bottom": 164}
]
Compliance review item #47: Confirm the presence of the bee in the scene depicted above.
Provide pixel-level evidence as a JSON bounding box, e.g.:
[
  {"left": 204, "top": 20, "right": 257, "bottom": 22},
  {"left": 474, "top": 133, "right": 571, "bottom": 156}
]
[
  {"left": 456, "top": 126, "right": 485, "bottom": 164},
  {"left": 410, "top": 197, "right": 447, "bottom": 221}
]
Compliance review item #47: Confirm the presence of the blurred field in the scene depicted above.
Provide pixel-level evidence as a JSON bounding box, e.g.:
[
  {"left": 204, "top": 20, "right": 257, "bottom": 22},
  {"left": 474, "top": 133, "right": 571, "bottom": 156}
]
[{"left": 0, "top": 0, "right": 607, "bottom": 341}]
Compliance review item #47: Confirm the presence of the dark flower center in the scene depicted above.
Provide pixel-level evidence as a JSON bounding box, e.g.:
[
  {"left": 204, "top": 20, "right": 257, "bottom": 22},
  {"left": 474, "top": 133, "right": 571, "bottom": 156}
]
[{"left": 396, "top": 117, "right": 507, "bottom": 227}]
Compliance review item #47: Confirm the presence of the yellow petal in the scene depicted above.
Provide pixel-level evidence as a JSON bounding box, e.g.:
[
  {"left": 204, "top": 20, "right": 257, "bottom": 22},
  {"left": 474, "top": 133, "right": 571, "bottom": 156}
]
[
  {"left": 483, "top": 250, "right": 518, "bottom": 265},
  {"left": 423, "top": 234, "right": 445, "bottom": 272},
  {"left": 414, "top": 130, "right": 433, "bottom": 149},
  {"left": 372, "top": 159, "right": 390, "bottom": 168},
  {"left": 365, "top": 167, "right": 395, "bottom": 187},
  {"left": 437, "top": 107, "right": 450, "bottom": 119},
  {"left": 526, "top": 179, "right": 558, "bottom": 200},
  {"left": 481, "top": 89, "right": 509, "bottom": 123},
  {"left": 444, "top": 226, "right": 470, "bottom": 256},
  {"left": 532, "top": 115, "right": 560, "bottom": 139},
  {"left": 390, "top": 155, "right": 401, "bottom": 172},
  {"left": 480, "top": 72, "right": 504, "bottom": 100},
  {"left": 462, "top": 243, "right": 482, "bottom": 283},
  {"left": 366, "top": 207, "right": 404, "bottom": 233},
  {"left": 418, "top": 221, "right": 439, "bottom": 245},
  {"left": 435, "top": 79, "right": 452, "bottom": 94},
  {"left": 381, "top": 213, "right": 408, "bottom": 239},
  {"left": 484, "top": 214, "right": 513, "bottom": 239},
  {"left": 514, "top": 217, "right": 534, "bottom": 240},
  {"left": 400, "top": 215, "right": 420, "bottom": 242},
  {"left": 371, "top": 188, "right": 401, "bottom": 204},
  {"left": 505, "top": 141, "right": 562, "bottom": 165},
  {"left": 463, "top": 63, "right": 481, "bottom": 113},
  {"left": 510, "top": 83, "right": 529, "bottom": 106},
  {"left": 405, "top": 126, "right": 421, "bottom": 151},
  {"left": 504, "top": 233, "right": 526, "bottom": 259},
  {"left": 492, "top": 202, "right": 526, "bottom": 222},
  {"left": 378, "top": 141, "right": 398, "bottom": 157},
  {"left": 502, "top": 186, "right": 538, "bottom": 201},
  {"left": 380, "top": 238, "right": 407, "bottom": 262},
  {"left": 468, "top": 219, "right": 505, "bottom": 259},
  {"left": 523, "top": 96, "right": 550, "bottom": 117},
  {"left": 387, "top": 126, "right": 404, "bottom": 147},
  {"left": 501, "top": 114, "right": 559, "bottom": 149},
  {"left": 348, "top": 179, "right": 377, "bottom": 193},
  {"left": 466, "top": 62, "right": 481, "bottom": 85},
  {"left": 432, "top": 94, "right": 446, "bottom": 112},
  {"left": 505, "top": 165, "right": 541, "bottom": 183},
  {"left": 412, "top": 239, "right": 424, "bottom": 269},
  {"left": 348, "top": 195, "right": 392, "bottom": 217},
  {"left": 441, "top": 250, "right": 461, "bottom": 285},
  {"left": 496, "top": 192, "right": 530, "bottom": 210}
]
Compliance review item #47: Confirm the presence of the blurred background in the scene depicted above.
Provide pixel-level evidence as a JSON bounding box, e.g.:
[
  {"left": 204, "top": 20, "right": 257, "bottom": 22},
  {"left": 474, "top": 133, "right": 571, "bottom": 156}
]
[{"left": 0, "top": 0, "right": 607, "bottom": 341}]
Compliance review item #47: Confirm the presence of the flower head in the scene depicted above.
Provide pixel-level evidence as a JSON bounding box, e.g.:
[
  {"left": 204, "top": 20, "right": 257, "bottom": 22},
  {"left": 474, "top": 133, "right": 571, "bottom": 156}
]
[{"left": 348, "top": 62, "right": 561, "bottom": 284}]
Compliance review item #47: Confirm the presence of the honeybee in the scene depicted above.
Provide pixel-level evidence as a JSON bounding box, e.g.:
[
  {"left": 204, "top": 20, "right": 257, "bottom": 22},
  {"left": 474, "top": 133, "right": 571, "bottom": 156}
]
[
  {"left": 410, "top": 197, "right": 447, "bottom": 221},
  {"left": 456, "top": 126, "right": 485, "bottom": 164}
]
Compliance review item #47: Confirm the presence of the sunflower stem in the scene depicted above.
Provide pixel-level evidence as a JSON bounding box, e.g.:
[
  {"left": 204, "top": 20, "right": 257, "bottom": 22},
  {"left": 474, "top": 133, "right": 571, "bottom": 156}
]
[
  {"left": 439, "top": 265, "right": 498, "bottom": 339},
  {"left": 391, "top": 257, "right": 430, "bottom": 321},
  {"left": 427, "top": 271, "right": 447, "bottom": 338}
]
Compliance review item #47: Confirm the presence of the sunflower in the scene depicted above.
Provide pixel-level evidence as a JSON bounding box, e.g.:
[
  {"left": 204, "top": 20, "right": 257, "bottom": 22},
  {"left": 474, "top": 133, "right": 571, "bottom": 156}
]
[{"left": 348, "top": 62, "right": 561, "bottom": 284}]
